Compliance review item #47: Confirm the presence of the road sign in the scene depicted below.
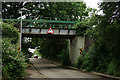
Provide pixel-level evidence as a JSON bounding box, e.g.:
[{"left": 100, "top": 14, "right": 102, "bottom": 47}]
[
  {"left": 47, "top": 27, "right": 54, "bottom": 34},
  {"left": 17, "top": 46, "right": 20, "bottom": 52},
  {"left": 80, "top": 48, "right": 83, "bottom": 54}
]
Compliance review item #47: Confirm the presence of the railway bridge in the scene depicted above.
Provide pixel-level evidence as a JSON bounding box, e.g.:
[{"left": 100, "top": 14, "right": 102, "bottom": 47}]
[{"left": 3, "top": 17, "right": 90, "bottom": 64}]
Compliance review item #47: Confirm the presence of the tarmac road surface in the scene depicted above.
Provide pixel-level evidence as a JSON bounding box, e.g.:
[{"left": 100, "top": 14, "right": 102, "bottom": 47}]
[{"left": 29, "top": 58, "right": 110, "bottom": 80}]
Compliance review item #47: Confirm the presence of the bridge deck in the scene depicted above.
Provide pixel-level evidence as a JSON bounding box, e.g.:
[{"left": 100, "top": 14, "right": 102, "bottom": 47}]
[
  {"left": 3, "top": 18, "right": 78, "bottom": 38},
  {"left": 22, "top": 27, "right": 76, "bottom": 38}
]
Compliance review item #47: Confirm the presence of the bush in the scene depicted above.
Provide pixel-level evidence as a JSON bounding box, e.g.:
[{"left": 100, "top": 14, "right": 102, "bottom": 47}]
[
  {"left": 77, "top": 44, "right": 96, "bottom": 71},
  {"left": 2, "top": 38, "right": 27, "bottom": 79},
  {"left": 40, "top": 38, "right": 69, "bottom": 61},
  {"left": 76, "top": 55, "right": 84, "bottom": 68},
  {"left": 1, "top": 23, "right": 27, "bottom": 79},
  {"left": 77, "top": 52, "right": 95, "bottom": 71},
  {"left": 57, "top": 48, "right": 71, "bottom": 66},
  {"left": 77, "top": 43, "right": 110, "bottom": 72},
  {"left": 1, "top": 23, "right": 19, "bottom": 44},
  {"left": 106, "top": 59, "right": 120, "bottom": 76}
]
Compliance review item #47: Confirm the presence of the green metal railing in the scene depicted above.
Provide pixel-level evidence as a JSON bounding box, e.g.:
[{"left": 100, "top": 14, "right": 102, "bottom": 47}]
[
  {"left": 2, "top": 17, "right": 79, "bottom": 29},
  {"left": 2, "top": 19, "right": 79, "bottom": 23}
]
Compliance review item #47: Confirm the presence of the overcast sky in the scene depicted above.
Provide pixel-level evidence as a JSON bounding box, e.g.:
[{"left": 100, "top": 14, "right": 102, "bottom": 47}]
[{"left": 84, "top": 0, "right": 102, "bottom": 10}]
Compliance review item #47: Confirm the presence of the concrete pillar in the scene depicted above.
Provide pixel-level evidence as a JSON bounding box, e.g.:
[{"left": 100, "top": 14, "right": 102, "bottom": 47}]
[{"left": 69, "top": 36, "right": 85, "bottom": 64}]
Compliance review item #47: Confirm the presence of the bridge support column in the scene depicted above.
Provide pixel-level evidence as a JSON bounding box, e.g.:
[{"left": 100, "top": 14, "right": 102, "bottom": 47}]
[{"left": 69, "top": 36, "right": 85, "bottom": 64}]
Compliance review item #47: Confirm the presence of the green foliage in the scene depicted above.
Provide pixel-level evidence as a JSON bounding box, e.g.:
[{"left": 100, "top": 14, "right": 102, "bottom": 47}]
[
  {"left": 1, "top": 23, "right": 19, "bottom": 44},
  {"left": 1, "top": 23, "right": 27, "bottom": 79},
  {"left": 77, "top": 2, "right": 120, "bottom": 76},
  {"left": 2, "top": 38, "right": 27, "bottom": 79},
  {"left": 57, "top": 48, "right": 71, "bottom": 66},
  {"left": 22, "top": 37, "right": 43, "bottom": 60},
  {"left": 40, "top": 38, "right": 71, "bottom": 66},
  {"left": 75, "top": 19, "right": 90, "bottom": 36},
  {"left": 77, "top": 22, "right": 120, "bottom": 75},
  {"left": 99, "top": 2, "right": 120, "bottom": 23},
  {"left": 77, "top": 44, "right": 96, "bottom": 71},
  {"left": 77, "top": 42, "right": 111, "bottom": 72},
  {"left": 3, "top": 2, "right": 88, "bottom": 20},
  {"left": 106, "top": 59, "right": 120, "bottom": 76},
  {"left": 2, "top": 2, "right": 23, "bottom": 19},
  {"left": 22, "top": 37, "right": 32, "bottom": 62},
  {"left": 40, "top": 38, "right": 68, "bottom": 61},
  {"left": 32, "top": 49, "right": 41, "bottom": 58},
  {"left": 75, "top": 9, "right": 100, "bottom": 36}
]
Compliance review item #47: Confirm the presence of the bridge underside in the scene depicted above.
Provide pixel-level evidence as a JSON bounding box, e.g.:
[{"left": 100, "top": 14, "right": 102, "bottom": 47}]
[
  {"left": 22, "top": 27, "right": 88, "bottom": 64},
  {"left": 22, "top": 33, "right": 76, "bottom": 39},
  {"left": 22, "top": 27, "right": 76, "bottom": 39}
]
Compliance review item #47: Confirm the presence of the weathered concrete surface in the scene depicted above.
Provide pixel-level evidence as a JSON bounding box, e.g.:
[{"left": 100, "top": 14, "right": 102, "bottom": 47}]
[
  {"left": 69, "top": 36, "right": 85, "bottom": 64},
  {"left": 30, "top": 58, "right": 101, "bottom": 78}
]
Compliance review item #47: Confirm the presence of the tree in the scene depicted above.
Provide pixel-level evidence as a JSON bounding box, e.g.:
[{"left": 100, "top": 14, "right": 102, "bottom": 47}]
[
  {"left": 2, "top": 2, "right": 88, "bottom": 20},
  {"left": 1, "top": 22, "right": 19, "bottom": 44},
  {"left": 1, "top": 23, "right": 26, "bottom": 79},
  {"left": 2, "top": 2, "right": 23, "bottom": 19},
  {"left": 99, "top": 2, "right": 120, "bottom": 23},
  {"left": 77, "top": 2, "right": 120, "bottom": 76}
]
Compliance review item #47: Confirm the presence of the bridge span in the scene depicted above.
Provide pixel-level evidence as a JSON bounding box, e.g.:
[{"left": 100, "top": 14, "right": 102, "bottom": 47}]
[
  {"left": 3, "top": 17, "right": 91, "bottom": 64},
  {"left": 22, "top": 27, "right": 76, "bottom": 38}
]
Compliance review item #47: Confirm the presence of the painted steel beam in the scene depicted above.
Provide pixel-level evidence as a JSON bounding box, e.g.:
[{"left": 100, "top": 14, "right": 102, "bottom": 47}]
[
  {"left": 22, "top": 27, "right": 76, "bottom": 37},
  {"left": 2, "top": 19, "right": 79, "bottom": 24}
]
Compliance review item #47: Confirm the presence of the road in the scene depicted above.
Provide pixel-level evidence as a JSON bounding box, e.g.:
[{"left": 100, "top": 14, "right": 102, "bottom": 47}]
[{"left": 29, "top": 58, "right": 111, "bottom": 80}]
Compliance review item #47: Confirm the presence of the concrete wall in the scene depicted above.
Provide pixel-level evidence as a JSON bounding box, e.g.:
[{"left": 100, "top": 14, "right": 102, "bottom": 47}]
[
  {"left": 84, "top": 35, "right": 93, "bottom": 51},
  {"left": 69, "top": 36, "right": 85, "bottom": 64}
]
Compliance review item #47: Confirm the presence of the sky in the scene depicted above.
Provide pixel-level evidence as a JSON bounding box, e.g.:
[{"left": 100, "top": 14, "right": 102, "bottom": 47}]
[
  {"left": 28, "top": 48, "right": 35, "bottom": 53},
  {"left": 84, "top": 0, "right": 102, "bottom": 10},
  {"left": 84, "top": 0, "right": 103, "bottom": 15}
]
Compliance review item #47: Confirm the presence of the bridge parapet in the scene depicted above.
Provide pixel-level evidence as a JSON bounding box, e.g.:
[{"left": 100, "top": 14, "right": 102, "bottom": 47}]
[
  {"left": 22, "top": 27, "right": 76, "bottom": 38},
  {"left": 2, "top": 17, "right": 79, "bottom": 29},
  {"left": 2, "top": 17, "right": 78, "bottom": 38}
]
